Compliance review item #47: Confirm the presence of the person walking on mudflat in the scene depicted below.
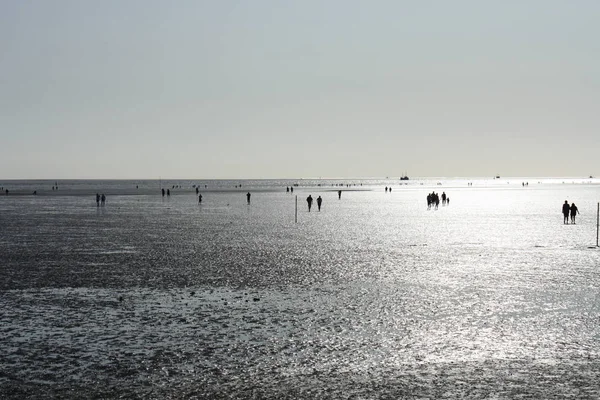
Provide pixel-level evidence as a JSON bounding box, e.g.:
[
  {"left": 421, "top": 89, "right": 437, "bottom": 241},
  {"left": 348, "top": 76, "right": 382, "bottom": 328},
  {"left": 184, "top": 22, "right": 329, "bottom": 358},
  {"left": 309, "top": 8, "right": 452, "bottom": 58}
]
[
  {"left": 562, "top": 200, "right": 570, "bottom": 224},
  {"left": 307, "top": 195, "right": 313, "bottom": 212},
  {"left": 246, "top": 192, "right": 251, "bottom": 204},
  {"left": 570, "top": 203, "right": 579, "bottom": 224},
  {"left": 317, "top": 196, "right": 322, "bottom": 211}
]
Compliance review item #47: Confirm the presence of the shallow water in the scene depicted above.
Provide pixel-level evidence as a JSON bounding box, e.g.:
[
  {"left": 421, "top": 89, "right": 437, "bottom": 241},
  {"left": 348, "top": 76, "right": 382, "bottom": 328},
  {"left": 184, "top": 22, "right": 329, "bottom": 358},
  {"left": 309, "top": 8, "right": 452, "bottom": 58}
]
[{"left": 1, "top": 180, "right": 600, "bottom": 398}]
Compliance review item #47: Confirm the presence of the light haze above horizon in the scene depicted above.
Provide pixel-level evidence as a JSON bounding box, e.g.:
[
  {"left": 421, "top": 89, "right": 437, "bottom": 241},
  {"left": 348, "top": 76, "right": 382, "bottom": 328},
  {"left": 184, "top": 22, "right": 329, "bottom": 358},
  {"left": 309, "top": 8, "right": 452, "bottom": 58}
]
[{"left": 1, "top": 1, "right": 599, "bottom": 179}]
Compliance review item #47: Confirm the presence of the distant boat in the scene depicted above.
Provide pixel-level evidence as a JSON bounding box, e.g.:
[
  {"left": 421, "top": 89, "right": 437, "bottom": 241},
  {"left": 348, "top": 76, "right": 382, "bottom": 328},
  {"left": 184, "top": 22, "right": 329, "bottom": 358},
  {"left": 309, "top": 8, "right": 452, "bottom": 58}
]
[
  {"left": 590, "top": 175, "right": 594, "bottom": 179},
  {"left": 495, "top": 175, "right": 500, "bottom": 179},
  {"left": 400, "top": 176, "right": 409, "bottom": 181}
]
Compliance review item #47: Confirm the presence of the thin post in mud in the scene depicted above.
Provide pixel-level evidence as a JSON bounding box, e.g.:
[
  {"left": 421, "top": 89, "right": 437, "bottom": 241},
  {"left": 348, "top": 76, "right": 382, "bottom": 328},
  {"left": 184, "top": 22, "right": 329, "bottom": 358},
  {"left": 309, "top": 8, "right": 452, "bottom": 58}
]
[
  {"left": 295, "top": 195, "right": 298, "bottom": 223},
  {"left": 596, "top": 202, "right": 599, "bottom": 247}
]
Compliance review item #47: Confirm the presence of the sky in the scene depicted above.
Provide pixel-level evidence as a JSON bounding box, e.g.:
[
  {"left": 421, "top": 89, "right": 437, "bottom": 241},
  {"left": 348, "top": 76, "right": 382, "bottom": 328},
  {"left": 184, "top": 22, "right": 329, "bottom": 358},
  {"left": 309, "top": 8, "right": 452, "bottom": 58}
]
[{"left": 1, "top": 0, "right": 599, "bottom": 179}]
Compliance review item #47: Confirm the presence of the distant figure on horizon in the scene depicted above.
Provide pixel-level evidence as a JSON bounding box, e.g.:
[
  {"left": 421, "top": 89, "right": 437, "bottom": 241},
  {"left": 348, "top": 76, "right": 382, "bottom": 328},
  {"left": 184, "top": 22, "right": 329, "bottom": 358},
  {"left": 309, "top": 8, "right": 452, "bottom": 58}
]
[
  {"left": 96, "top": 193, "right": 100, "bottom": 207},
  {"left": 291, "top": 187, "right": 294, "bottom": 193},
  {"left": 317, "top": 196, "right": 322, "bottom": 211},
  {"left": 5, "top": 189, "right": 8, "bottom": 195},
  {"left": 101, "top": 194, "right": 106, "bottom": 206},
  {"left": 338, "top": 190, "right": 341, "bottom": 199},
  {"left": 385, "top": 186, "right": 388, "bottom": 192},
  {"left": 307, "top": 195, "right": 313, "bottom": 212},
  {"left": 198, "top": 194, "right": 203, "bottom": 203},
  {"left": 570, "top": 203, "right": 579, "bottom": 224},
  {"left": 162, "top": 188, "right": 165, "bottom": 197},
  {"left": 562, "top": 200, "right": 570, "bottom": 224},
  {"left": 167, "top": 189, "right": 170, "bottom": 196},
  {"left": 389, "top": 187, "right": 392, "bottom": 193},
  {"left": 286, "top": 187, "right": 289, "bottom": 193},
  {"left": 246, "top": 192, "right": 251, "bottom": 204},
  {"left": 33, "top": 190, "right": 37, "bottom": 195},
  {"left": 441, "top": 192, "right": 446, "bottom": 205},
  {"left": 196, "top": 187, "right": 199, "bottom": 195}
]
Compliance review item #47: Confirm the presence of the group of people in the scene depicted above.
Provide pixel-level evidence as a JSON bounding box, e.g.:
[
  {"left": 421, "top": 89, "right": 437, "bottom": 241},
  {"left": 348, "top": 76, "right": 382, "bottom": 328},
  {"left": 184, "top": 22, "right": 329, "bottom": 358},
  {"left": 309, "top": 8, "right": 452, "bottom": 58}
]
[
  {"left": 91, "top": 188, "right": 586, "bottom": 229},
  {"left": 562, "top": 201, "right": 579, "bottom": 224},
  {"left": 95, "top": 193, "right": 106, "bottom": 206},
  {"left": 427, "top": 192, "right": 449, "bottom": 209},
  {"left": 306, "top": 195, "right": 323, "bottom": 211}
]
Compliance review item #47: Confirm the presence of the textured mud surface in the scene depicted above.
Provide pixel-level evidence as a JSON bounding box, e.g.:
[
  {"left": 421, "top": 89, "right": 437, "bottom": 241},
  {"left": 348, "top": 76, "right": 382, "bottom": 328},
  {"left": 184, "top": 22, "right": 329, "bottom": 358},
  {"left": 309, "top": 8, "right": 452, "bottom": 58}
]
[{"left": 1, "top": 186, "right": 600, "bottom": 398}]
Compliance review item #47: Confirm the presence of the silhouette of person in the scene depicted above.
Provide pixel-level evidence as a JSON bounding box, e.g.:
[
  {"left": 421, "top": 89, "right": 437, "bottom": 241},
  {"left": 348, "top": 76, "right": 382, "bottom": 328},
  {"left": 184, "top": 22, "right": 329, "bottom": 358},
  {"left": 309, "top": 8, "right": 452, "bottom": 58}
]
[
  {"left": 198, "top": 194, "right": 203, "bottom": 203},
  {"left": 570, "top": 203, "right": 579, "bottom": 224},
  {"left": 101, "top": 194, "right": 106, "bottom": 206},
  {"left": 33, "top": 190, "right": 37, "bottom": 195},
  {"left": 562, "top": 200, "right": 570, "bottom": 224},
  {"left": 385, "top": 186, "right": 388, "bottom": 192},
  {"left": 307, "top": 195, "right": 313, "bottom": 212},
  {"left": 389, "top": 187, "right": 392, "bottom": 193},
  {"left": 196, "top": 187, "right": 199, "bottom": 195},
  {"left": 96, "top": 193, "right": 100, "bottom": 207},
  {"left": 286, "top": 187, "right": 289, "bottom": 193},
  {"left": 290, "top": 187, "right": 293, "bottom": 193},
  {"left": 338, "top": 190, "right": 341, "bottom": 199},
  {"left": 167, "top": 189, "right": 170, "bottom": 196},
  {"left": 5, "top": 189, "right": 8, "bottom": 195},
  {"left": 162, "top": 188, "right": 165, "bottom": 197},
  {"left": 317, "top": 196, "right": 322, "bottom": 211},
  {"left": 246, "top": 192, "right": 251, "bottom": 204},
  {"left": 442, "top": 192, "right": 446, "bottom": 205}
]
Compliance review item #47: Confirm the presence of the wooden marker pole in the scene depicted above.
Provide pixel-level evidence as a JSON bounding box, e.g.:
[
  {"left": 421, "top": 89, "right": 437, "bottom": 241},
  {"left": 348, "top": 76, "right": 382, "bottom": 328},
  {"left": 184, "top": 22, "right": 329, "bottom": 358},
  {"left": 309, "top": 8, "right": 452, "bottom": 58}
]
[{"left": 295, "top": 195, "right": 298, "bottom": 223}]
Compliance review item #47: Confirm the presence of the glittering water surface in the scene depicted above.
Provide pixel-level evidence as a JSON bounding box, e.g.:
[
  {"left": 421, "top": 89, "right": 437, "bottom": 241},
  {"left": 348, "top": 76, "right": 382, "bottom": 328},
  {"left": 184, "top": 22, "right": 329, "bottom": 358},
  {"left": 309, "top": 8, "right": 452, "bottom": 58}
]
[{"left": 1, "top": 179, "right": 600, "bottom": 398}]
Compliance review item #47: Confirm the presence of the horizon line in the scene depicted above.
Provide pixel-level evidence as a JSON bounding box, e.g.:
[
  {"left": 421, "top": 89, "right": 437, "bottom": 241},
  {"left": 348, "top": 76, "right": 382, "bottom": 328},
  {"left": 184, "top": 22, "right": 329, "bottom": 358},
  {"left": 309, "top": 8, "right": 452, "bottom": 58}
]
[{"left": 0, "top": 175, "right": 596, "bottom": 181}]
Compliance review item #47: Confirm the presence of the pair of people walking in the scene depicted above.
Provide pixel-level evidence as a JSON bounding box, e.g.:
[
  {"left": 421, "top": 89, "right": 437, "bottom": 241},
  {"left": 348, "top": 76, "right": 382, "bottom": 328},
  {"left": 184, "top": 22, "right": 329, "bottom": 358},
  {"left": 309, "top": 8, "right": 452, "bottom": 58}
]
[
  {"left": 562, "top": 200, "right": 579, "bottom": 224},
  {"left": 95, "top": 193, "right": 106, "bottom": 206},
  {"left": 306, "top": 195, "right": 322, "bottom": 211}
]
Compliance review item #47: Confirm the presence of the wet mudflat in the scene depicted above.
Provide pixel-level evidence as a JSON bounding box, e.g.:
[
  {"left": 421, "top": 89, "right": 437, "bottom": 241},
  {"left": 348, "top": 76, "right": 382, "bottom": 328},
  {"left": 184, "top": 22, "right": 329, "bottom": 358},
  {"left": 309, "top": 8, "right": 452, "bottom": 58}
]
[{"left": 1, "top": 183, "right": 600, "bottom": 398}]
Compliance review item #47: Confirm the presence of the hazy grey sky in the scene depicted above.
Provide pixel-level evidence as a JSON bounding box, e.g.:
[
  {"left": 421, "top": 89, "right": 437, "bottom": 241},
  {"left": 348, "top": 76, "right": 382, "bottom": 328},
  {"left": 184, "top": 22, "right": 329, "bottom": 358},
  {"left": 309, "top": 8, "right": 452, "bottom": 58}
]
[{"left": 1, "top": 1, "right": 599, "bottom": 179}]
